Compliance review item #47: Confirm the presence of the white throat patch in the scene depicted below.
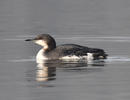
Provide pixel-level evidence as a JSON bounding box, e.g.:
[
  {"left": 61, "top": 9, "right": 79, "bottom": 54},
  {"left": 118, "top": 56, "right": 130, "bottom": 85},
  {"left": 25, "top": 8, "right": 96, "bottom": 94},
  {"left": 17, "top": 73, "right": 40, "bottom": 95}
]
[{"left": 34, "top": 40, "right": 48, "bottom": 49}]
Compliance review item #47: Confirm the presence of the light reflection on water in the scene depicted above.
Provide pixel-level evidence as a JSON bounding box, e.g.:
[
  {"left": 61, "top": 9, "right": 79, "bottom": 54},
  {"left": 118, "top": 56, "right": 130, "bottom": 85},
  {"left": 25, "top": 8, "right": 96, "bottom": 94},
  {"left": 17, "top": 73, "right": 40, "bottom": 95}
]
[
  {"left": 9, "top": 55, "right": 130, "bottom": 63},
  {"left": 23, "top": 59, "right": 105, "bottom": 87},
  {"left": 9, "top": 56, "right": 130, "bottom": 87},
  {"left": 8, "top": 55, "right": 129, "bottom": 88}
]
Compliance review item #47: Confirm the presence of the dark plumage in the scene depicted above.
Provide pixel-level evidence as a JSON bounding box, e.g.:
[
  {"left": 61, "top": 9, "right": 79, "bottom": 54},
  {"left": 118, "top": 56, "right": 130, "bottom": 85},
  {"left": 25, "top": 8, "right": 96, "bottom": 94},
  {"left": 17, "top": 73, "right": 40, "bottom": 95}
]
[
  {"left": 46, "top": 44, "right": 107, "bottom": 60},
  {"left": 26, "top": 34, "right": 108, "bottom": 61}
]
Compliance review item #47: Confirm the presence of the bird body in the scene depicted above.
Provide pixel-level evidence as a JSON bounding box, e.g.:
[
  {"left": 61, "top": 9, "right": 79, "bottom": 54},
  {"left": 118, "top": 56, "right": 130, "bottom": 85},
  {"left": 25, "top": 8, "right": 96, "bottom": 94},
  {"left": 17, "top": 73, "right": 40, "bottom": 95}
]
[{"left": 25, "top": 34, "right": 108, "bottom": 63}]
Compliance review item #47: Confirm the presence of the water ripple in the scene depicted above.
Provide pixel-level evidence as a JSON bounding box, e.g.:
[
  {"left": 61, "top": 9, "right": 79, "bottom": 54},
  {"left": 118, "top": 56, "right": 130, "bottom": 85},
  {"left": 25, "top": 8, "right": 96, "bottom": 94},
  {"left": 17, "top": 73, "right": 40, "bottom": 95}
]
[
  {"left": 106, "top": 56, "right": 130, "bottom": 63},
  {"left": 8, "top": 56, "right": 130, "bottom": 63}
]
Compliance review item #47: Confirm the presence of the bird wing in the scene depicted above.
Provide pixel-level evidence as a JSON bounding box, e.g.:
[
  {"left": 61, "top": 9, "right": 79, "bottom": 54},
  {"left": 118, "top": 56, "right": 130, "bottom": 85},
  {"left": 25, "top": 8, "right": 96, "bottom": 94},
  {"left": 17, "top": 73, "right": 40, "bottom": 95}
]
[{"left": 47, "top": 44, "right": 107, "bottom": 59}]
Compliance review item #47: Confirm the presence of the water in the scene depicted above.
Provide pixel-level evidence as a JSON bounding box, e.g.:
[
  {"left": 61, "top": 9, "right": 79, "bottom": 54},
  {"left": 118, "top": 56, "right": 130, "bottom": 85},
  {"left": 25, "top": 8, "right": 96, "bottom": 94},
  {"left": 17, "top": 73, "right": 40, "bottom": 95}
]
[{"left": 1, "top": 0, "right": 130, "bottom": 100}]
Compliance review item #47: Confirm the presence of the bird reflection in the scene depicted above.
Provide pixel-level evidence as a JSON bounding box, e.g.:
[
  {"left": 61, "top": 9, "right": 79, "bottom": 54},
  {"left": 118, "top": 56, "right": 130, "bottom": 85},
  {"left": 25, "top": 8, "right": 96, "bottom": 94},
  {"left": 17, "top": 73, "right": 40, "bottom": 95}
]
[
  {"left": 36, "top": 63, "right": 56, "bottom": 82},
  {"left": 35, "top": 60, "right": 105, "bottom": 82}
]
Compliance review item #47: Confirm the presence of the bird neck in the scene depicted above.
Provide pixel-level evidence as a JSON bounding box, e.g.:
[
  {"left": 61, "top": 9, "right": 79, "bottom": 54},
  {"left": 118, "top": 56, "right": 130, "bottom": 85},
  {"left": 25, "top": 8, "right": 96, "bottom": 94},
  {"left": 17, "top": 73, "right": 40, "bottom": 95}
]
[{"left": 43, "top": 43, "right": 56, "bottom": 53}]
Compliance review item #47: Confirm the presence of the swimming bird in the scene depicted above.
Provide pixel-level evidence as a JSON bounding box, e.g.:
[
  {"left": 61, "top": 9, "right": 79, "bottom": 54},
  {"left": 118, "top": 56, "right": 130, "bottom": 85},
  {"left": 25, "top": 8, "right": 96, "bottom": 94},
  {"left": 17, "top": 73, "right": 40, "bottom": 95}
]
[{"left": 25, "top": 34, "right": 108, "bottom": 63}]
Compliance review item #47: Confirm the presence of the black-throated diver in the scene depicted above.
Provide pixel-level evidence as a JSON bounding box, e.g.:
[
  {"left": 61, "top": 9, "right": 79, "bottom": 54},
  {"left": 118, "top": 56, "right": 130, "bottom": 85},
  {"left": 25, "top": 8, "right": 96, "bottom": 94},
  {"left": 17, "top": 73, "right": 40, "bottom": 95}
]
[{"left": 25, "top": 34, "right": 108, "bottom": 63}]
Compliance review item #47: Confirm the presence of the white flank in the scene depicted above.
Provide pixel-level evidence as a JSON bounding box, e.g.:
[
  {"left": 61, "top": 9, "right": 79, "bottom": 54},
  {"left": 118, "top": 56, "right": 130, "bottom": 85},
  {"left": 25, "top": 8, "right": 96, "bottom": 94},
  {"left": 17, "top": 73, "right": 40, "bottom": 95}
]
[
  {"left": 60, "top": 53, "right": 94, "bottom": 61},
  {"left": 87, "top": 53, "right": 94, "bottom": 60}
]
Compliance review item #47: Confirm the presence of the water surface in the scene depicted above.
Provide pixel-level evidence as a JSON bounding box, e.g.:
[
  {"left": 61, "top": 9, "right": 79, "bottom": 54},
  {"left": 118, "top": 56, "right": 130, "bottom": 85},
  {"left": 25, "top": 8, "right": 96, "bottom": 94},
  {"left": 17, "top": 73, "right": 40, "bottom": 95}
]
[{"left": 1, "top": 0, "right": 130, "bottom": 100}]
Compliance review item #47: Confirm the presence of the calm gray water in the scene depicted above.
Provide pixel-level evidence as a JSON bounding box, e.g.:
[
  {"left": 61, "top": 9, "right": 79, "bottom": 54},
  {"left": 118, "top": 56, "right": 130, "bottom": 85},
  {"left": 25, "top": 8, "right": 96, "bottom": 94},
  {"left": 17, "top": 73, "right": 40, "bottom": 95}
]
[{"left": 1, "top": 0, "right": 130, "bottom": 100}]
